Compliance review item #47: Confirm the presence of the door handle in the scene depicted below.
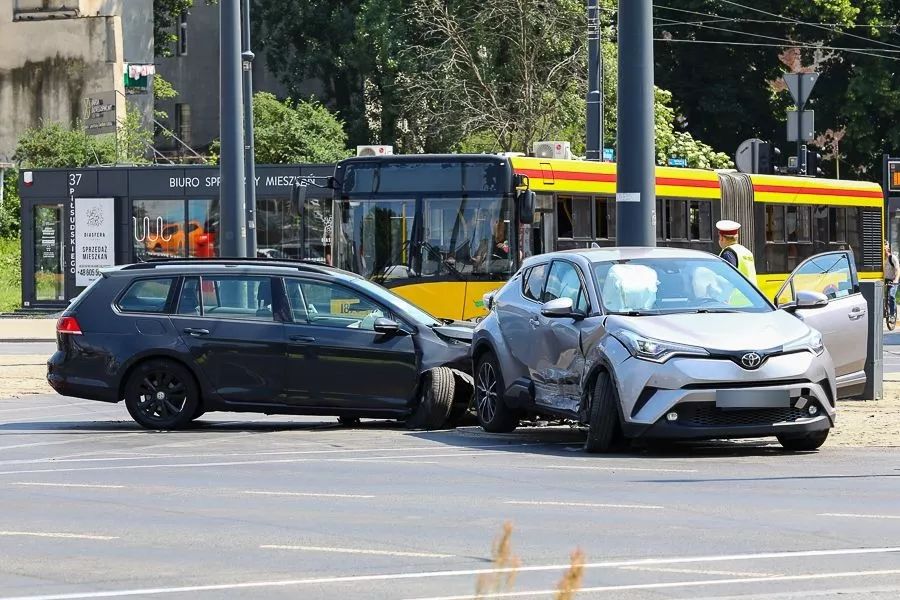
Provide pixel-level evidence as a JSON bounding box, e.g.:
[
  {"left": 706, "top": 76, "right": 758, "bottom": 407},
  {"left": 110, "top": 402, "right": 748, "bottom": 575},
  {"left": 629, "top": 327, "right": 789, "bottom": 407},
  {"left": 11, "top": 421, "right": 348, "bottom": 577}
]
[
  {"left": 849, "top": 312, "right": 865, "bottom": 321},
  {"left": 529, "top": 317, "right": 540, "bottom": 327},
  {"left": 183, "top": 328, "right": 209, "bottom": 337},
  {"left": 289, "top": 335, "right": 316, "bottom": 343}
]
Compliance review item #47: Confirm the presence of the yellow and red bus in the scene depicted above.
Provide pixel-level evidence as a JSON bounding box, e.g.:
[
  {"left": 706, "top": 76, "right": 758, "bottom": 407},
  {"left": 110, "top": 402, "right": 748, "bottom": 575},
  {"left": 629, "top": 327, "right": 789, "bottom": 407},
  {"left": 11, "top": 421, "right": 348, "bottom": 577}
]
[{"left": 332, "top": 154, "right": 884, "bottom": 320}]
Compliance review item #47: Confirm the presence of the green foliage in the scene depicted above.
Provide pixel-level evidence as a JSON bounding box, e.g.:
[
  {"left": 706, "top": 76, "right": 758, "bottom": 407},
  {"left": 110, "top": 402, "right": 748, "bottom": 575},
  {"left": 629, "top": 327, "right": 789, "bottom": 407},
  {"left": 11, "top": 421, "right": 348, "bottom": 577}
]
[
  {"left": 210, "top": 92, "right": 350, "bottom": 164},
  {"left": 0, "top": 168, "right": 20, "bottom": 239},
  {"left": 0, "top": 237, "right": 21, "bottom": 313},
  {"left": 655, "top": 89, "right": 733, "bottom": 169},
  {"left": 14, "top": 103, "right": 152, "bottom": 168},
  {"left": 154, "top": 0, "right": 217, "bottom": 57},
  {"left": 153, "top": 73, "right": 178, "bottom": 122}
]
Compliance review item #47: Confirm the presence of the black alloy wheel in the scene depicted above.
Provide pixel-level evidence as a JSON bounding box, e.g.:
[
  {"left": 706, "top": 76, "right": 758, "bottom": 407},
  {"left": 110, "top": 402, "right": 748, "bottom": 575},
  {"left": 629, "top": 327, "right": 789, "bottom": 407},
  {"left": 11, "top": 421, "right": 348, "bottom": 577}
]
[
  {"left": 124, "top": 360, "right": 200, "bottom": 430},
  {"left": 474, "top": 353, "right": 519, "bottom": 433}
]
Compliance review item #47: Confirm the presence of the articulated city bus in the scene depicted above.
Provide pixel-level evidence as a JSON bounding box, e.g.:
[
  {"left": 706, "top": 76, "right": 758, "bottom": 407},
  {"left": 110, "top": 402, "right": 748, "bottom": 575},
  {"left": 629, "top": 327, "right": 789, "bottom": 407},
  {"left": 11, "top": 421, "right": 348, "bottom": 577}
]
[{"left": 331, "top": 154, "right": 884, "bottom": 320}]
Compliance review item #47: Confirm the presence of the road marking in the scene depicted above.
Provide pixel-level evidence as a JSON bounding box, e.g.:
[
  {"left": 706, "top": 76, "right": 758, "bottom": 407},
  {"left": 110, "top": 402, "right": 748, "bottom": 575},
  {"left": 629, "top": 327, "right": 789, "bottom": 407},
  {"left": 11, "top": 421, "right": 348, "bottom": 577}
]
[
  {"left": 525, "top": 464, "right": 698, "bottom": 473},
  {"left": 243, "top": 491, "right": 376, "bottom": 499},
  {"left": 619, "top": 566, "right": 774, "bottom": 577},
  {"left": 402, "top": 569, "right": 900, "bottom": 600},
  {"left": 504, "top": 500, "right": 664, "bottom": 510},
  {"left": 260, "top": 545, "right": 455, "bottom": 558},
  {"left": 1, "top": 546, "right": 897, "bottom": 600},
  {"left": 0, "top": 531, "right": 118, "bottom": 541},
  {"left": 11, "top": 482, "right": 125, "bottom": 489},
  {"left": 0, "top": 402, "right": 98, "bottom": 415},
  {"left": 819, "top": 512, "right": 900, "bottom": 520}
]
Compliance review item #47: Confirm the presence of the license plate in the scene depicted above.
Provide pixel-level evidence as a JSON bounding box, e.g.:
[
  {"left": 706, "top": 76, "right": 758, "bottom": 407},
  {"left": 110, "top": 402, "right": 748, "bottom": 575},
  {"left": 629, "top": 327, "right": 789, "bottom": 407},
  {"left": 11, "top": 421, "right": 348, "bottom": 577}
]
[{"left": 715, "top": 389, "right": 791, "bottom": 409}]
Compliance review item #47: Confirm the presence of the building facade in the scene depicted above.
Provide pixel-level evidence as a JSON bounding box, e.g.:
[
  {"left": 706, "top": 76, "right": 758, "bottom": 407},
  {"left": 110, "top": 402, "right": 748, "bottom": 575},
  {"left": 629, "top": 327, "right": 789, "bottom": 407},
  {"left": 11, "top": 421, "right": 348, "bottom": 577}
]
[
  {"left": 18, "top": 164, "right": 334, "bottom": 309},
  {"left": 0, "top": 1, "right": 155, "bottom": 163}
]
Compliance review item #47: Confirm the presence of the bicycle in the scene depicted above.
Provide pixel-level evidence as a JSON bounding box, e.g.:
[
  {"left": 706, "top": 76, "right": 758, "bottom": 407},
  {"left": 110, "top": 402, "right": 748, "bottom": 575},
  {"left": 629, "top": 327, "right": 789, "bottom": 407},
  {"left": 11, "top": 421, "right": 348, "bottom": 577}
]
[{"left": 886, "top": 281, "right": 897, "bottom": 331}]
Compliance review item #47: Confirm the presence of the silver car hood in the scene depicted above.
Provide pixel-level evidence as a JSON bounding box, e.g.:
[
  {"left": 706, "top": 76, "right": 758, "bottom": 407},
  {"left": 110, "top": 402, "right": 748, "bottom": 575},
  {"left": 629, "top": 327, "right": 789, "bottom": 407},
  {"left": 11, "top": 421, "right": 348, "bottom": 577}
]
[{"left": 606, "top": 310, "right": 810, "bottom": 351}]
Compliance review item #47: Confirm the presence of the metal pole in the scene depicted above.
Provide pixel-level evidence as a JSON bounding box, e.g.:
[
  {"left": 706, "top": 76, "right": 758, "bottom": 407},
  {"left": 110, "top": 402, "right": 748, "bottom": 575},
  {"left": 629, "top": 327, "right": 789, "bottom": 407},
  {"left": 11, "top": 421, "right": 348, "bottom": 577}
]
[
  {"left": 586, "top": 0, "right": 603, "bottom": 161},
  {"left": 615, "top": 0, "right": 655, "bottom": 246},
  {"left": 0, "top": 168, "right": 5, "bottom": 209},
  {"left": 796, "top": 77, "right": 804, "bottom": 175},
  {"left": 219, "top": 0, "right": 247, "bottom": 257},
  {"left": 241, "top": 0, "right": 258, "bottom": 257}
]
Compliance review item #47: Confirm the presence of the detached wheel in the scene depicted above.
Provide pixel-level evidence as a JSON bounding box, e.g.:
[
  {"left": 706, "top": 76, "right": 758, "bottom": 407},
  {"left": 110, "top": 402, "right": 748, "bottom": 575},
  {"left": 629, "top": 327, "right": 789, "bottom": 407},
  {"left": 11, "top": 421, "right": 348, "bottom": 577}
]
[
  {"left": 124, "top": 359, "right": 199, "bottom": 430},
  {"left": 584, "top": 371, "right": 620, "bottom": 453},
  {"left": 474, "top": 353, "right": 519, "bottom": 433},
  {"left": 406, "top": 368, "right": 455, "bottom": 430},
  {"left": 777, "top": 429, "right": 829, "bottom": 451}
]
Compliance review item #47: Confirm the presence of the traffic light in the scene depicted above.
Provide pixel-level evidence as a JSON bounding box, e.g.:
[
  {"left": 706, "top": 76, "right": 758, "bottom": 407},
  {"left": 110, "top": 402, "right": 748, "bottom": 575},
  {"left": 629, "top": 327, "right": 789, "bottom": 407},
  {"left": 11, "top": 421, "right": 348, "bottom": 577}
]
[
  {"left": 756, "top": 143, "right": 781, "bottom": 174},
  {"left": 807, "top": 149, "right": 824, "bottom": 177}
]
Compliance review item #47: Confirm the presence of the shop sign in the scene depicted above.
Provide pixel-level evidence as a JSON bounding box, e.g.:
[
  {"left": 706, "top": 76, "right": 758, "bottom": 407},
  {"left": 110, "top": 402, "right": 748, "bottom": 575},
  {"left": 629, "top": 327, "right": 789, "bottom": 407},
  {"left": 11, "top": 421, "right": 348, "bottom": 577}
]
[
  {"left": 74, "top": 198, "right": 115, "bottom": 286},
  {"left": 81, "top": 92, "right": 117, "bottom": 136}
]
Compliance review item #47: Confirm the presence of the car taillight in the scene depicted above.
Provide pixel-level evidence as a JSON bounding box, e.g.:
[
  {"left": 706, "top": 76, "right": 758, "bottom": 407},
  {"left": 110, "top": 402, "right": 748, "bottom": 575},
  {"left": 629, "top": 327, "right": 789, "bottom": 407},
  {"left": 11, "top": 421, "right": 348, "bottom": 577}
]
[{"left": 56, "top": 316, "right": 83, "bottom": 335}]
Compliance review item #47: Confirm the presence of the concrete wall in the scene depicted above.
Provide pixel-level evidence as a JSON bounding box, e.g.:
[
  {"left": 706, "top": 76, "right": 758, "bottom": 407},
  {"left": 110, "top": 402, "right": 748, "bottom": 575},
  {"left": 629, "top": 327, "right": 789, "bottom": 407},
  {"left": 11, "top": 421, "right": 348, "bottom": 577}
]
[{"left": 0, "top": 14, "right": 125, "bottom": 163}]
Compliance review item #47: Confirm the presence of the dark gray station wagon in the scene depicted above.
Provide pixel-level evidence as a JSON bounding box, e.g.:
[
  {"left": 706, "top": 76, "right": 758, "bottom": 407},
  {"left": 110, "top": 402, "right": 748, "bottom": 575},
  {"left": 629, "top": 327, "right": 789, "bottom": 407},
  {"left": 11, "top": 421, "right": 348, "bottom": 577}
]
[{"left": 48, "top": 259, "right": 473, "bottom": 430}]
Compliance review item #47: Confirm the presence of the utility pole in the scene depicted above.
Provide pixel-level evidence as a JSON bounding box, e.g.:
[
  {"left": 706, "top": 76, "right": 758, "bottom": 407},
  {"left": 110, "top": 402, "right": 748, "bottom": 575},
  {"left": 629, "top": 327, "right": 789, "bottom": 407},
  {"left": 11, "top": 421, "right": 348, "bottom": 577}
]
[
  {"left": 585, "top": 0, "right": 604, "bottom": 161},
  {"left": 241, "top": 0, "right": 258, "bottom": 257},
  {"left": 219, "top": 0, "right": 247, "bottom": 257},
  {"left": 615, "top": 0, "right": 655, "bottom": 246}
]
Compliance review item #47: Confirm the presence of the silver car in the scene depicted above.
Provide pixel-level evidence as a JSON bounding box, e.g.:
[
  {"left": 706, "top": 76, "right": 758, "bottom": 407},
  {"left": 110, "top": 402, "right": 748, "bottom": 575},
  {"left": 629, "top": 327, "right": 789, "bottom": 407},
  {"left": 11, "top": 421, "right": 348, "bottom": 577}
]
[{"left": 472, "top": 247, "right": 868, "bottom": 452}]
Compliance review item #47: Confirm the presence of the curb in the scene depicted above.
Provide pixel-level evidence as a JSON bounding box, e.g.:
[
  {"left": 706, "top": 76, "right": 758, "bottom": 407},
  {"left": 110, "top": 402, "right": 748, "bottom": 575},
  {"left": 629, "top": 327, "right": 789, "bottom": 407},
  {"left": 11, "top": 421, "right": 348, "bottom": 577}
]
[{"left": 0, "top": 339, "right": 55, "bottom": 343}]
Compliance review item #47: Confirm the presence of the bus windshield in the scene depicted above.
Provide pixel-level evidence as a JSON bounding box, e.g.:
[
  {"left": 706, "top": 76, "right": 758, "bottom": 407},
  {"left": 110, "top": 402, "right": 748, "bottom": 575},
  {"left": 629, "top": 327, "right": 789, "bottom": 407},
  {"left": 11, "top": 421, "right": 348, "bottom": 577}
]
[{"left": 335, "top": 196, "right": 515, "bottom": 283}]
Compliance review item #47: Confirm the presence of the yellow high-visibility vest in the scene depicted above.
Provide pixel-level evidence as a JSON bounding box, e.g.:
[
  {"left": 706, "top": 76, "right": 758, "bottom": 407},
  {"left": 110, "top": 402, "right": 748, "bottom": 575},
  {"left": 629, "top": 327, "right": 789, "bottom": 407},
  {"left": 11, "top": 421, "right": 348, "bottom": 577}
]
[{"left": 722, "top": 243, "right": 758, "bottom": 284}]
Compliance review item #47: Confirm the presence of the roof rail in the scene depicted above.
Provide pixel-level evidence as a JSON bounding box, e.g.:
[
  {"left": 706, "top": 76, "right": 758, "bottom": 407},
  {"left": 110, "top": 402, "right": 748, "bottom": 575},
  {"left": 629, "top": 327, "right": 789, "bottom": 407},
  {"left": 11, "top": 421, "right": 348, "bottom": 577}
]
[{"left": 120, "top": 257, "right": 334, "bottom": 271}]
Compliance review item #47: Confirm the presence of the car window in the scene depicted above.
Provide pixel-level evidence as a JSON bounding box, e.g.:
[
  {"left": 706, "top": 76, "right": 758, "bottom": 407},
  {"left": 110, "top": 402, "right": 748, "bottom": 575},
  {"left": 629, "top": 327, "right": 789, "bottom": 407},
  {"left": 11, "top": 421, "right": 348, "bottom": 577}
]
[
  {"left": 779, "top": 253, "right": 855, "bottom": 305},
  {"left": 522, "top": 263, "right": 548, "bottom": 302},
  {"left": 118, "top": 278, "right": 175, "bottom": 313},
  {"left": 593, "top": 257, "right": 771, "bottom": 314},
  {"left": 196, "top": 276, "right": 274, "bottom": 321},
  {"left": 176, "top": 277, "right": 201, "bottom": 315},
  {"left": 544, "top": 261, "right": 589, "bottom": 312},
  {"left": 286, "top": 279, "right": 386, "bottom": 331}
]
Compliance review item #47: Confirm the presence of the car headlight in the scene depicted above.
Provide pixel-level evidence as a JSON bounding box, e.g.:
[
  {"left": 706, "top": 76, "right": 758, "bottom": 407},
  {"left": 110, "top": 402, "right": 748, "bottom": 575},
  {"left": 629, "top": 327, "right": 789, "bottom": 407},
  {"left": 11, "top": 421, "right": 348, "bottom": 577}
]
[
  {"left": 612, "top": 329, "right": 709, "bottom": 363},
  {"left": 783, "top": 330, "right": 825, "bottom": 356}
]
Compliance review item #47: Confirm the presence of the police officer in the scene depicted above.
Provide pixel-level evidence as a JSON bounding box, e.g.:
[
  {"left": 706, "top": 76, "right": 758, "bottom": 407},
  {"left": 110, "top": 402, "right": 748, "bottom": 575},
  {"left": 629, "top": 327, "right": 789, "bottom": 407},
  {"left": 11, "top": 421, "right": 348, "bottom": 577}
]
[{"left": 716, "top": 220, "right": 758, "bottom": 284}]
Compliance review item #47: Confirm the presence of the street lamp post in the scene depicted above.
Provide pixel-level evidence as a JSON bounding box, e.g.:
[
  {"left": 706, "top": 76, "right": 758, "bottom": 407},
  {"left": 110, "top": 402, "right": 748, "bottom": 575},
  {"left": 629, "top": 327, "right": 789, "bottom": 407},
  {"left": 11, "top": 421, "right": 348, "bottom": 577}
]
[
  {"left": 219, "top": 0, "right": 247, "bottom": 257},
  {"left": 586, "top": 0, "right": 604, "bottom": 162},
  {"left": 615, "top": 0, "right": 656, "bottom": 247},
  {"left": 241, "top": 0, "right": 258, "bottom": 258}
]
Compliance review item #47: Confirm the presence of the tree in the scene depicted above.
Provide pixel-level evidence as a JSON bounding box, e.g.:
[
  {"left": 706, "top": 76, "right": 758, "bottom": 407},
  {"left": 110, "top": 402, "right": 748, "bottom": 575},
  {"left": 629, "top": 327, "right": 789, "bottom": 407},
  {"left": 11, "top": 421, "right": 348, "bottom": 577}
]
[
  {"left": 0, "top": 168, "right": 20, "bottom": 239},
  {"left": 210, "top": 92, "right": 350, "bottom": 164},
  {"left": 154, "top": 0, "right": 217, "bottom": 57}
]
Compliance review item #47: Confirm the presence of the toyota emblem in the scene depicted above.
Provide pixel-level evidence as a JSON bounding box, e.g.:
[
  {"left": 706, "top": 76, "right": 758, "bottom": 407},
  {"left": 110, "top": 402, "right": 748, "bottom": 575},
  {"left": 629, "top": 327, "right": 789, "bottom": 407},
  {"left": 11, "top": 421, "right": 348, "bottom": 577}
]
[{"left": 741, "top": 352, "right": 762, "bottom": 369}]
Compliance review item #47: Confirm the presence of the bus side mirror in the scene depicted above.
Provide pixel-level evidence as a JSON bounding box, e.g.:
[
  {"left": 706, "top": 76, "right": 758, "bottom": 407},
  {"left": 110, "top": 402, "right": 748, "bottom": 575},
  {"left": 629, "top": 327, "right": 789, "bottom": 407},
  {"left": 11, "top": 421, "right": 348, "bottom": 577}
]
[
  {"left": 291, "top": 184, "right": 308, "bottom": 216},
  {"left": 517, "top": 190, "right": 535, "bottom": 225}
]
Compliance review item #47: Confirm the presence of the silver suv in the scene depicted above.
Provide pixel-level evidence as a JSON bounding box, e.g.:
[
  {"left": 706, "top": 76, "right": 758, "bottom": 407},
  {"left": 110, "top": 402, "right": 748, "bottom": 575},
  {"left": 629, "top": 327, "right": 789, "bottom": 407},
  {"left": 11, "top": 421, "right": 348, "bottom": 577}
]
[{"left": 471, "top": 248, "right": 868, "bottom": 452}]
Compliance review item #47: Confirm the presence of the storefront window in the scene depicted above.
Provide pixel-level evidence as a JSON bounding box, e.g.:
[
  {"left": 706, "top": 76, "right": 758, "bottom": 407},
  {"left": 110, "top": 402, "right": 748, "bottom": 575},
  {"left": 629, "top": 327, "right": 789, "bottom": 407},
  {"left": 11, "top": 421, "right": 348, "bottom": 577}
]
[
  {"left": 255, "top": 195, "right": 330, "bottom": 262},
  {"left": 188, "top": 199, "right": 219, "bottom": 258},
  {"left": 132, "top": 199, "right": 186, "bottom": 260}
]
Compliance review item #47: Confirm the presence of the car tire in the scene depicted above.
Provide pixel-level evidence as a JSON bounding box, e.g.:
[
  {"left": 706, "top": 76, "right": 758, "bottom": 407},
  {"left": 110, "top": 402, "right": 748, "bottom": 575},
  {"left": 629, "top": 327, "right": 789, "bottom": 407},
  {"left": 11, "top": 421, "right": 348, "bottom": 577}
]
[
  {"left": 338, "top": 416, "right": 361, "bottom": 427},
  {"left": 124, "top": 359, "right": 200, "bottom": 430},
  {"left": 474, "top": 353, "right": 520, "bottom": 433},
  {"left": 584, "top": 371, "right": 619, "bottom": 453},
  {"left": 406, "top": 368, "right": 455, "bottom": 430},
  {"left": 777, "top": 429, "right": 829, "bottom": 451}
]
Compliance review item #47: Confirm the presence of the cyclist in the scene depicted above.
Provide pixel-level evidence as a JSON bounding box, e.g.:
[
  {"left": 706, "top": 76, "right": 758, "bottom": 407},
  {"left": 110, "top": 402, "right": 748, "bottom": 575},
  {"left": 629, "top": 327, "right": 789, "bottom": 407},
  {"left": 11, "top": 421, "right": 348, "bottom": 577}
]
[{"left": 885, "top": 241, "right": 899, "bottom": 320}]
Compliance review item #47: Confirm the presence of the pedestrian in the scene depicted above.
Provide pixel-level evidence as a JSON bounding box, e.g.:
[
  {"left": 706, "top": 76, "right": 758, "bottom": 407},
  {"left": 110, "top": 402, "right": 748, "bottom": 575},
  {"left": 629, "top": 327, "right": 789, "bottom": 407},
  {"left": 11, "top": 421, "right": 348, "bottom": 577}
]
[
  {"left": 885, "top": 241, "right": 899, "bottom": 319},
  {"left": 716, "top": 220, "right": 758, "bottom": 284}
]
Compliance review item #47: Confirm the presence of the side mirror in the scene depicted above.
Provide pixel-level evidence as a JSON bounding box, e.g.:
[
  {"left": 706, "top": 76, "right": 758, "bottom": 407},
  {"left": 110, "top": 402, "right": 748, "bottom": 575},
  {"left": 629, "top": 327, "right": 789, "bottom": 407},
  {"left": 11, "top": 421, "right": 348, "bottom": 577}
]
[
  {"left": 796, "top": 290, "right": 829, "bottom": 309},
  {"left": 517, "top": 190, "right": 535, "bottom": 225},
  {"left": 373, "top": 317, "right": 402, "bottom": 335},
  {"left": 541, "top": 297, "right": 581, "bottom": 319},
  {"left": 482, "top": 291, "right": 497, "bottom": 311}
]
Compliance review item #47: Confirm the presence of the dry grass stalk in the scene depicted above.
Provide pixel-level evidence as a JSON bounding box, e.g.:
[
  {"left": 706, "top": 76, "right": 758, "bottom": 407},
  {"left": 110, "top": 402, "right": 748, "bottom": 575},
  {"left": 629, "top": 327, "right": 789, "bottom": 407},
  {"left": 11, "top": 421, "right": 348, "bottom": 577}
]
[
  {"left": 554, "top": 548, "right": 586, "bottom": 600},
  {"left": 475, "top": 521, "right": 521, "bottom": 598}
]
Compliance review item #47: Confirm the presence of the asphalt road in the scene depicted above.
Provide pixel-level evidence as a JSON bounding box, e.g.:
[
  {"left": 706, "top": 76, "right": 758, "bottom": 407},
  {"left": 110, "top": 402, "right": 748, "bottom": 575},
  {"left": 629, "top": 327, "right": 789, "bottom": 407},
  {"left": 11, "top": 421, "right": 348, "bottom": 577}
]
[{"left": 0, "top": 392, "right": 898, "bottom": 600}]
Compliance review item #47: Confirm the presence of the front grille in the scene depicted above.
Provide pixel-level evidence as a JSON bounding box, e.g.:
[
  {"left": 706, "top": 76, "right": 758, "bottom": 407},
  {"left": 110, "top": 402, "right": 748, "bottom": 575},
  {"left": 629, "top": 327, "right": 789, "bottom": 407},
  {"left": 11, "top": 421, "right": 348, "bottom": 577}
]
[{"left": 674, "top": 403, "right": 808, "bottom": 428}]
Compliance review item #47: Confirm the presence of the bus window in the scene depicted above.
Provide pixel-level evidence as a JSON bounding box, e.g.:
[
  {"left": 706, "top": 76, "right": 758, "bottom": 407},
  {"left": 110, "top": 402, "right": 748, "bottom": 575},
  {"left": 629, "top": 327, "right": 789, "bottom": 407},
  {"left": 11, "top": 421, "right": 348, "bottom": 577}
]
[
  {"left": 688, "top": 200, "right": 712, "bottom": 241},
  {"left": 665, "top": 199, "right": 688, "bottom": 240},
  {"left": 595, "top": 197, "right": 612, "bottom": 239},
  {"left": 829, "top": 207, "right": 847, "bottom": 243}
]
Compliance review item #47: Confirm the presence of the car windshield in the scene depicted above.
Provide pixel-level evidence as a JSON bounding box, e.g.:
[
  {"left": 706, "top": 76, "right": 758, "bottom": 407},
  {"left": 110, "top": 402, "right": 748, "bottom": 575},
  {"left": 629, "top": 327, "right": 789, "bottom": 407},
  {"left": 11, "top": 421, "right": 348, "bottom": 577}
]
[
  {"left": 593, "top": 257, "right": 772, "bottom": 315},
  {"left": 349, "top": 277, "right": 443, "bottom": 327}
]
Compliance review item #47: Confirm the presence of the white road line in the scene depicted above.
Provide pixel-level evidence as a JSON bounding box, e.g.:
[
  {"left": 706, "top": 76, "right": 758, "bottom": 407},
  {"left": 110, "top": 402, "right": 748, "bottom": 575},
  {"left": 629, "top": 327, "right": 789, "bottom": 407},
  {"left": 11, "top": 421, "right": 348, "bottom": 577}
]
[
  {"left": 1, "top": 546, "right": 897, "bottom": 600},
  {"left": 504, "top": 500, "right": 664, "bottom": 510},
  {"left": 0, "top": 438, "right": 117, "bottom": 452},
  {"left": 819, "top": 512, "right": 900, "bottom": 520},
  {"left": 0, "top": 402, "right": 98, "bottom": 415},
  {"left": 242, "top": 491, "right": 375, "bottom": 499},
  {"left": 619, "top": 566, "right": 774, "bottom": 577},
  {"left": 260, "top": 545, "right": 455, "bottom": 558},
  {"left": 0, "top": 409, "right": 122, "bottom": 425},
  {"left": 402, "top": 569, "right": 900, "bottom": 600},
  {"left": 0, "top": 531, "right": 118, "bottom": 541},
  {"left": 524, "top": 464, "right": 698, "bottom": 473},
  {"left": 11, "top": 482, "right": 125, "bottom": 489}
]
